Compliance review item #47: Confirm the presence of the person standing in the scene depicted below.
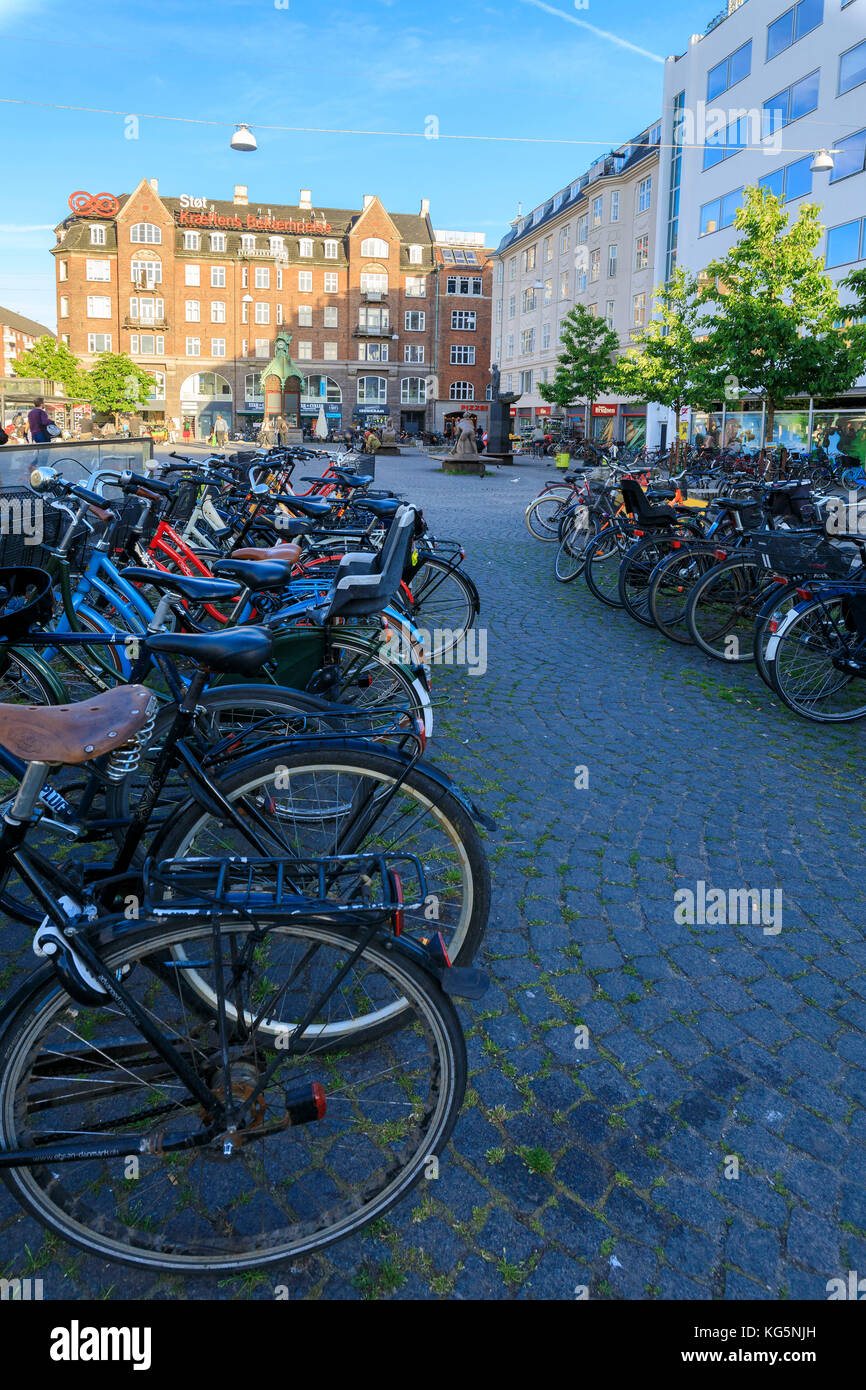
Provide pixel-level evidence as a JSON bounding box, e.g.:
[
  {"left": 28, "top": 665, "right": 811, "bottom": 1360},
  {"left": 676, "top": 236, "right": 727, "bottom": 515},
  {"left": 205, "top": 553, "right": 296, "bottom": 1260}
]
[
  {"left": 276, "top": 415, "right": 289, "bottom": 448},
  {"left": 168, "top": 417, "right": 179, "bottom": 444},
  {"left": 531, "top": 423, "right": 545, "bottom": 458},
  {"left": 28, "top": 398, "right": 51, "bottom": 444},
  {"left": 214, "top": 413, "right": 229, "bottom": 449}
]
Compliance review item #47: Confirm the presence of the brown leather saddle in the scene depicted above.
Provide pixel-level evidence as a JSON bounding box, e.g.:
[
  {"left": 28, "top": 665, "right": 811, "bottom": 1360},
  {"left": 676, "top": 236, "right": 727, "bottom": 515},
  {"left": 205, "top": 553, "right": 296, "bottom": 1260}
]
[{"left": 0, "top": 684, "right": 153, "bottom": 764}]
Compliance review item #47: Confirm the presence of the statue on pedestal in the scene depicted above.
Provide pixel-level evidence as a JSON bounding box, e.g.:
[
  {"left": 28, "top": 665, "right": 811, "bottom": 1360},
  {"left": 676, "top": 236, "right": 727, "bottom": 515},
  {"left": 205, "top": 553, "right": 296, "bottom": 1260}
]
[
  {"left": 491, "top": 362, "right": 501, "bottom": 400},
  {"left": 449, "top": 413, "right": 478, "bottom": 457}
]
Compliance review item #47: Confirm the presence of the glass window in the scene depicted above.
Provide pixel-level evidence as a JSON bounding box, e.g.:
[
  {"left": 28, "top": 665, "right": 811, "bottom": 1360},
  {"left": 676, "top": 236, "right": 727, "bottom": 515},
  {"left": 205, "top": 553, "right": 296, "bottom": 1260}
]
[
  {"left": 450, "top": 345, "right": 475, "bottom": 364},
  {"left": 255, "top": 303, "right": 269, "bottom": 324},
  {"left": 451, "top": 310, "right": 477, "bottom": 330},
  {"left": 839, "top": 40, "right": 866, "bottom": 96},
  {"left": 298, "top": 305, "right": 312, "bottom": 326},
  {"left": 298, "top": 270, "right": 313, "bottom": 291},
  {"left": 211, "top": 265, "right": 226, "bottom": 287},
  {"left": 183, "top": 231, "right": 200, "bottom": 250},
  {"left": 449, "top": 381, "right": 474, "bottom": 400},
  {"left": 255, "top": 339, "right": 270, "bottom": 357},
  {"left": 633, "top": 293, "right": 646, "bottom": 327},
  {"left": 767, "top": 7, "right": 795, "bottom": 59},
  {"left": 90, "top": 225, "right": 106, "bottom": 245},
  {"left": 324, "top": 240, "right": 338, "bottom": 258},
  {"left": 635, "top": 234, "right": 649, "bottom": 268},
  {"left": 408, "top": 244, "right": 423, "bottom": 264},
  {"left": 401, "top": 378, "right": 427, "bottom": 405},
  {"left": 211, "top": 302, "right": 226, "bottom": 322},
  {"left": 86, "top": 295, "right": 111, "bottom": 318},
  {"left": 790, "top": 69, "right": 820, "bottom": 121},
  {"left": 794, "top": 0, "right": 822, "bottom": 40},
  {"left": 405, "top": 310, "right": 425, "bottom": 330},
  {"left": 211, "top": 339, "right": 226, "bottom": 358},
  {"left": 185, "top": 338, "right": 201, "bottom": 356},
  {"left": 361, "top": 238, "right": 389, "bottom": 258},
  {"left": 297, "top": 341, "right": 312, "bottom": 360},
  {"left": 783, "top": 155, "right": 812, "bottom": 200},
  {"left": 185, "top": 301, "right": 200, "bottom": 322},
  {"left": 405, "top": 276, "right": 427, "bottom": 297},
  {"left": 185, "top": 264, "right": 200, "bottom": 286},
  {"left": 708, "top": 40, "right": 752, "bottom": 99},
  {"left": 255, "top": 266, "right": 270, "bottom": 289},
  {"left": 637, "top": 177, "right": 652, "bottom": 211},
  {"left": 324, "top": 272, "right": 339, "bottom": 293},
  {"left": 270, "top": 236, "right": 285, "bottom": 256},
  {"left": 87, "top": 333, "right": 111, "bottom": 351},
  {"left": 86, "top": 259, "right": 111, "bottom": 281},
  {"left": 720, "top": 188, "right": 743, "bottom": 224},
  {"left": 405, "top": 344, "right": 425, "bottom": 363},
  {"left": 590, "top": 249, "right": 600, "bottom": 281},
  {"left": 211, "top": 233, "right": 226, "bottom": 252},
  {"left": 560, "top": 225, "right": 571, "bottom": 253},
  {"left": 829, "top": 128, "right": 866, "bottom": 182},
  {"left": 608, "top": 244, "right": 618, "bottom": 276},
  {"left": 358, "top": 375, "right": 387, "bottom": 404},
  {"left": 299, "top": 239, "right": 313, "bottom": 258},
  {"left": 592, "top": 197, "right": 603, "bottom": 227},
  {"left": 826, "top": 219, "right": 863, "bottom": 267},
  {"left": 360, "top": 270, "right": 387, "bottom": 293},
  {"left": 130, "top": 223, "right": 161, "bottom": 244},
  {"left": 323, "top": 342, "right": 338, "bottom": 360},
  {"left": 324, "top": 305, "right": 338, "bottom": 327}
]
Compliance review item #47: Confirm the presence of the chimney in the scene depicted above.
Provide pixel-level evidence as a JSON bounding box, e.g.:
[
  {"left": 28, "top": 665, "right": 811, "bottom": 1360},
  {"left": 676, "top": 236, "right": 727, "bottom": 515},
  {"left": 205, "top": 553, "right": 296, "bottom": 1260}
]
[
  {"left": 363, "top": 194, "right": 374, "bottom": 209},
  {"left": 148, "top": 177, "right": 159, "bottom": 193},
  {"left": 420, "top": 198, "right": 430, "bottom": 215},
  {"left": 299, "top": 189, "right": 312, "bottom": 209},
  {"left": 234, "top": 185, "right": 249, "bottom": 206}
]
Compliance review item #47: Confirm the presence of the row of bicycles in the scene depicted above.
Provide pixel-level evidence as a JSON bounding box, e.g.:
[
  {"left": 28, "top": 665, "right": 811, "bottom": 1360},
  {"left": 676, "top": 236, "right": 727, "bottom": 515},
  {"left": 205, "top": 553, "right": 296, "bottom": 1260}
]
[
  {"left": 0, "top": 445, "right": 491, "bottom": 1272},
  {"left": 526, "top": 466, "right": 866, "bottom": 724}
]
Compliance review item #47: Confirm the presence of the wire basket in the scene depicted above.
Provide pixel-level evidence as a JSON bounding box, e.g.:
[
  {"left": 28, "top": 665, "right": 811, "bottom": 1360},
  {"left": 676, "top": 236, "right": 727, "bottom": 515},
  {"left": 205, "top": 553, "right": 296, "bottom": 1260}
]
[
  {"left": 754, "top": 531, "right": 858, "bottom": 580},
  {"left": 0, "top": 488, "right": 71, "bottom": 570}
]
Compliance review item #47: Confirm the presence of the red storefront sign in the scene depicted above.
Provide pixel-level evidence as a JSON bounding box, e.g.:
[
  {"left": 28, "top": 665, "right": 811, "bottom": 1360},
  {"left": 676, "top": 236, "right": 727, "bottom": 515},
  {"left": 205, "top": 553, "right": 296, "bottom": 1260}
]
[
  {"left": 68, "top": 191, "right": 120, "bottom": 217},
  {"left": 536, "top": 407, "right": 552, "bottom": 416},
  {"left": 592, "top": 404, "right": 617, "bottom": 417},
  {"left": 178, "top": 209, "right": 333, "bottom": 233}
]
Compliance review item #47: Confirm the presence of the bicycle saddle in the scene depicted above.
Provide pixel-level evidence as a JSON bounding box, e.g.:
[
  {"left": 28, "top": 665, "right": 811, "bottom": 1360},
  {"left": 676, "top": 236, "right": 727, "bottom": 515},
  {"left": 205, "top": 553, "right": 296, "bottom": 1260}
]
[
  {"left": 230, "top": 543, "right": 302, "bottom": 564},
  {"left": 213, "top": 557, "right": 295, "bottom": 590},
  {"left": 358, "top": 497, "right": 399, "bottom": 519},
  {"left": 333, "top": 472, "right": 373, "bottom": 488},
  {"left": 272, "top": 496, "right": 333, "bottom": 518},
  {"left": 146, "top": 626, "right": 274, "bottom": 675},
  {"left": 120, "top": 567, "right": 241, "bottom": 602},
  {"left": 0, "top": 684, "right": 153, "bottom": 764}
]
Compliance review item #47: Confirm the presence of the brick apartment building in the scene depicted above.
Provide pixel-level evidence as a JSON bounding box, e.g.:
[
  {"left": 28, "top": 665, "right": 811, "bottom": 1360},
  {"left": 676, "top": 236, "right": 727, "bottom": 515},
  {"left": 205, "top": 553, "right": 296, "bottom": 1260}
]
[
  {"left": 1, "top": 306, "right": 54, "bottom": 378},
  {"left": 52, "top": 179, "right": 491, "bottom": 437},
  {"left": 430, "top": 231, "right": 493, "bottom": 437}
]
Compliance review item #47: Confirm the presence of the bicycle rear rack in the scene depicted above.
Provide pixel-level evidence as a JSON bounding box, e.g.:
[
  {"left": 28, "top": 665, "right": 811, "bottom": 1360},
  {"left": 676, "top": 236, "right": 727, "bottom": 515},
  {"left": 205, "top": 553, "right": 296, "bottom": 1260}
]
[{"left": 143, "top": 851, "right": 428, "bottom": 922}]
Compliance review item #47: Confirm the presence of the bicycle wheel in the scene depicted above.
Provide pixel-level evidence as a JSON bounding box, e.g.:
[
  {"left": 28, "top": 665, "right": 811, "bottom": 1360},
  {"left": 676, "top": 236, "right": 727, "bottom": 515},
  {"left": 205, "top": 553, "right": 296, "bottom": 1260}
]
[
  {"left": 752, "top": 580, "right": 802, "bottom": 689},
  {"left": 329, "top": 633, "right": 432, "bottom": 737},
  {"left": 618, "top": 535, "right": 679, "bottom": 626},
  {"left": 525, "top": 493, "right": 569, "bottom": 541},
  {"left": 0, "top": 648, "right": 65, "bottom": 706},
  {"left": 583, "top": 524, "right": 632, "bottom": 607},
  {"left": 554, "top": 513, "right": 591, "bottom": 583},
  {"left": 153, "top": 745, "right": 490, "bottom": 985},
  {"left": 405, "top": 556, "right": 478, "bottom": 661},
  {"left": 0, "top": 916, "right": 466, "bottom": 1271},
  {"left": 767, "top": 596, "right": 866, "bottom": 721},
  {"left": 647, "top": 544, "right": 719, "bottom": 644},
  {"left": 685, "top": 556, "right": 766, "bottom": 662}
]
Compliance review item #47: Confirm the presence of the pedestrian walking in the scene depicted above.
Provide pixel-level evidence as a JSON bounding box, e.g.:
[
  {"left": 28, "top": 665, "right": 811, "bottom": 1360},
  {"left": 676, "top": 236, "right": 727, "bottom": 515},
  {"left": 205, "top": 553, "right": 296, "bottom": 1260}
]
[
  {"left": 276, "top": 415, "right": 290, "bottom": 447},
  {"left": 214, "top": 413, "right": 229, "bottom": 449},
  {"left": 168, "top": 417, "right": 179, "bottom": 444},
  {"left": 27, "top": 398, "right": 51, "bottom": 444}
]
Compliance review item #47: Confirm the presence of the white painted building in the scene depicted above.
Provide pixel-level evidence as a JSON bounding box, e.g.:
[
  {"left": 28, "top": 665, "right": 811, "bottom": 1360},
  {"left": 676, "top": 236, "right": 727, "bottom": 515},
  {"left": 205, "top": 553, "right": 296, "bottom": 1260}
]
[
  {"left": 489, "top": 126, "right": 661, "bottom": 446},
  {"left": 655, "top": 0, "right": 866, "bottom": 456}
]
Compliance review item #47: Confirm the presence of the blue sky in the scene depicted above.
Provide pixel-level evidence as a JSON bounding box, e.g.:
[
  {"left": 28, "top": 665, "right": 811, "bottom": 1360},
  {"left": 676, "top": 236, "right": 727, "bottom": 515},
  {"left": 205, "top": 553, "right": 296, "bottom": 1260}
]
[{"left": 0, "top": 0, "right": 712, "bottom": 330}]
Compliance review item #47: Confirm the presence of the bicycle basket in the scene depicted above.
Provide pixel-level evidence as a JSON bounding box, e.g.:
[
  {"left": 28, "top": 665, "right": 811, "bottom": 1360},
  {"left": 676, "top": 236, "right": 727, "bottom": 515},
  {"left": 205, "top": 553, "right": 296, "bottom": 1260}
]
[
  {"left": 0, "top": 487, "right": 69, "bottom": 570},
  {"left": 0, "top": 565, "right": 54, "bottom": 638},
  {"left": 754, "top": 532, "right": 857, "bottom": 580}
]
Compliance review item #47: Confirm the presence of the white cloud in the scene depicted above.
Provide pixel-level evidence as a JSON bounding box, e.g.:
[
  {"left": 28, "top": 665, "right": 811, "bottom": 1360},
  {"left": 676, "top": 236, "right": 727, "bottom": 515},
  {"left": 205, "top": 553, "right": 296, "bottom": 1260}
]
[{"left": 518, "top": 0, "right": 665, "bottom": 64}]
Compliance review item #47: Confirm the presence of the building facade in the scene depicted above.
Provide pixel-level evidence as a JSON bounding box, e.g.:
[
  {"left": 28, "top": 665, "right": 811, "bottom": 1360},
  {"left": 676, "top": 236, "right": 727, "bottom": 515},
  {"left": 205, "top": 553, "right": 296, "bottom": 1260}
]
[
  {"left": 489, "top": 126, "right": 661, "bottom": 445},
  {"left": 430, "top": 230, "right": 494, "bottom": 435},
  {"left": 0, "top": 307, "right": 54, "bottom": 378},
  {"left": 52, "top": 180, "right": 459, "bottom": 436},
  {"left": 656, "top": 0, "right": 866, "bottom": 455}
]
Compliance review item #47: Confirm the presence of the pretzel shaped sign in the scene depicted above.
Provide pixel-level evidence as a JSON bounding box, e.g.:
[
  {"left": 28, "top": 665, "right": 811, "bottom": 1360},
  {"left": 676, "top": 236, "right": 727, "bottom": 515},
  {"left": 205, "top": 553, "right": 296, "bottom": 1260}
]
[{"left": 68, "top": 191, "right": 120, "bottom": 216}]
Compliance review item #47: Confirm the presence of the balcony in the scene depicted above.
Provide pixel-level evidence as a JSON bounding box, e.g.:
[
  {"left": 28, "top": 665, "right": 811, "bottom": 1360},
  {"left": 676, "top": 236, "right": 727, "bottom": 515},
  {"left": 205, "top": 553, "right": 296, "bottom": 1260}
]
[
  {"left": 361, "top": 290, "right": 388, "bottom": 302},
  {"left": 353, "top": 324, "right": 392, "bottom": 337},
  {"left": 123, "top": 316, "right": 169, "bottom": 330}
]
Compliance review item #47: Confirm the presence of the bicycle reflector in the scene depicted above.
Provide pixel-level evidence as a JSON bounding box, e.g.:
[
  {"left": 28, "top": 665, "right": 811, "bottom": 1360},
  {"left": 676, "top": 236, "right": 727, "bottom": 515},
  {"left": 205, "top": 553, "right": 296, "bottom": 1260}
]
[
  {"left": 671, "top": 539, "right": 681, "bottom": 549},
  {"left": 285, "top": 1082, "right": 327, "bottom": 1126},
  {"left": 714, "top": 548, "right": 728, "bottom": 562},
  {"left": 386, "top": 869, "right": 404, "bottom": 935}
]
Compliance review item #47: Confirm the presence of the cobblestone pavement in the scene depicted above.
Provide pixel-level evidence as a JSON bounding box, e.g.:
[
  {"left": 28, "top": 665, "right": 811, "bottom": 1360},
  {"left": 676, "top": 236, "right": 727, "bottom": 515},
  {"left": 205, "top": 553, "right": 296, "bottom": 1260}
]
[{"left": 1, "top": 448, "right": 864, "bottom": 1301}]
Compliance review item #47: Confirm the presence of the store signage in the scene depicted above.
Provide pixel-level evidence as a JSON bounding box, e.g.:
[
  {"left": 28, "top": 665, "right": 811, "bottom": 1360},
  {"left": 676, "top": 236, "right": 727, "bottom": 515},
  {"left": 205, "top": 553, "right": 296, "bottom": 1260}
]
[
  {"left": 177, "top": 206, "right": 333, "bottom": 233},
  {"left": 68, "top": 191, "right": 120, "bottom": 217},
  {"left": 300, "top": 402, "right": 341, "bottom": 416},
  {"left": 592, "top": 403, "right": 617, "bottom": 417},
  {"left": 179, "top": 195, "right": 209, "bottom": 209}
]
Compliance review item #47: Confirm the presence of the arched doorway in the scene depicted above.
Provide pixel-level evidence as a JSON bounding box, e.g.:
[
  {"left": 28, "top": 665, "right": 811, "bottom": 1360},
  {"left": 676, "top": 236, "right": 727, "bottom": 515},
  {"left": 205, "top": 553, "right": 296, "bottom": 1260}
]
[{"left": 180, "top": 371, "right": 233, "bottom": 439}]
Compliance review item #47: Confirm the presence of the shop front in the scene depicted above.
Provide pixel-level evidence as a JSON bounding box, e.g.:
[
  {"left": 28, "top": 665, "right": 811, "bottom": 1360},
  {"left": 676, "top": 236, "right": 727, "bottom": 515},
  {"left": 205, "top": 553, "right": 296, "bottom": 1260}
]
[
  {"left": 621, "top": 407, "right": 647, "bottom": 448},
  {"left": 684, "top": 397, "right": 866, "bottom": 460},
  {"left": 179, "top": 371, "right": 233, "bottom": 439},
  {"left": 300, "top": 375, "right": 342, "bottom": 435},
  {"left": 591, "top": 403, "right": 617, "bottom": 445}
]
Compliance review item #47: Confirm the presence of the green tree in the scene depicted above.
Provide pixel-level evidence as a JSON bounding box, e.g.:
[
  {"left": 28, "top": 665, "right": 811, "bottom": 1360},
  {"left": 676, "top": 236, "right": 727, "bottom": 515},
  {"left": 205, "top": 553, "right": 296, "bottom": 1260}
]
[
  {"left": 539, "top": 304, "right": 619, "bottom": 443},
  {"left": 697, "top": 185, "right": 866, "bottom": 450},
  {"left": 12, "top": 336, "right": 89, "bottom": 398},
  {"left": 85, "top": 353, "right": 156, "bottom": 425},
  {"left": 612, "top": 268, "right": 715, "bottom": 469}
]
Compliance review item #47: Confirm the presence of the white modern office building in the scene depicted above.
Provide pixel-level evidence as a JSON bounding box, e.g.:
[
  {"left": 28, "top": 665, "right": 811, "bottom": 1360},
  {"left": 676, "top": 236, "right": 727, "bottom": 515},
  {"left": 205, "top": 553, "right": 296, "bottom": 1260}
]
[{"left": 654, "top": 0, "right": 866, "bottom": 456}]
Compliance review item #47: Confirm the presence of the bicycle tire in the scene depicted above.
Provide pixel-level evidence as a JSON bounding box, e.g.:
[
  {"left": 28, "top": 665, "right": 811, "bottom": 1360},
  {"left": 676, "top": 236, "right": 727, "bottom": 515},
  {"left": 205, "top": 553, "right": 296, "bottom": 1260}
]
[{"left": 0, "top": 916, "right": 466, "bottom": 1272}]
